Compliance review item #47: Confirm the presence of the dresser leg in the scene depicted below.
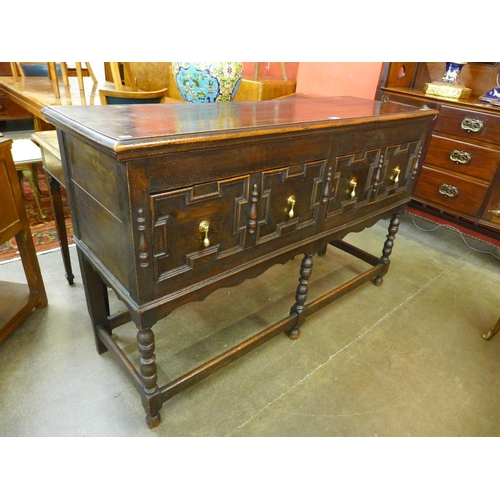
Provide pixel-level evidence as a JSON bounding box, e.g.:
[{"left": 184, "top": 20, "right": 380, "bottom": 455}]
[
  {"left": 137, "top": 327, "right": 162, "bottom": 427},
  {"left": 374, "top": 214, "right": 400, "bottom": 286},
  {"left": 288, "top": 254, "right": 314, "bottom": 339},
  {"left": 78, "top": 250, "right": 110, "bottom": 354}
]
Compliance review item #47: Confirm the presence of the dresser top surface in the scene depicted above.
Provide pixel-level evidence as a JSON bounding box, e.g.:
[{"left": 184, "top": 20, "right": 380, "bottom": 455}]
[{"left": 42, "top": 95, "right": 437, "bottom": 154}]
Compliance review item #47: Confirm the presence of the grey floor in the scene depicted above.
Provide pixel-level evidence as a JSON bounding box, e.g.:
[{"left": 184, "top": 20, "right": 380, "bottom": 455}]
[{"left": 1, "top": 208, "right": 500, "bottom": 438}]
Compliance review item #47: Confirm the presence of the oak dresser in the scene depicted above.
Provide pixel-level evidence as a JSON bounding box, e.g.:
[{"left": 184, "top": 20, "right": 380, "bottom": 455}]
[{"left": 43, "top": 96, "right": 437, "bottom": 427}]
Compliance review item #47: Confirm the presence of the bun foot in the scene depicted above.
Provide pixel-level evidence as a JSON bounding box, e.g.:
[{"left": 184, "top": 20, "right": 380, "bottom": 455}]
[
  {"left": 146, "top": 413, "right": 161, "bottom": 428},
  {"left": 287, "top": 327, "right": 300, "bottom": 340},
  {"left": 374, "top": 276, "right": 384, "bottom": 287}
]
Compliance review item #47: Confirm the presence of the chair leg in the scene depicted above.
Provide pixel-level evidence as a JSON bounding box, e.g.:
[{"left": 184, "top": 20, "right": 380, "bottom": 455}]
[
  {"left": 85, "top": 62, "right": 98, "bottom": 84},
  {"left": 75, "top": 62, "right": 85, "bottom": 91},
  {"left": 483, "top": 316, "right": 500, "bottom": 340},
  {"left": 48, "top": 62, "right": 61, "bottom": 99}
]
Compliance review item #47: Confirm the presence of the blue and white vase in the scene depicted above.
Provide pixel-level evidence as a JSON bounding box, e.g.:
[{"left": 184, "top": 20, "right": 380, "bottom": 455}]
[
  {"left": 172, "top": 62, "right": 243, "bottom": 103},
  {"left": 438, "top": 62, "right": 466, "bottom": 86}
]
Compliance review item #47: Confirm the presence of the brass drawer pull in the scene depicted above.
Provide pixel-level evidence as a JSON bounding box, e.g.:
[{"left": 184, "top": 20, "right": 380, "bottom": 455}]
[
  {"left": 461, "top": 117, "right": 483, "bottom": 133},
  {"left": 199, "top": 220, "right": 210, "bottom": 247},
  {"left": 349, "top": 178, "right": 357, "bottom": 198},
  {"left": 488, "top": 209, "right": 500, "bottom": 217},
  {"left": 449, "top": 149, "right": 471, "bottom": 165},
  {"left": 438, "top": 183, "right": 459, "bottom": 198},
  {"left": 391, "top": 167, "right": 401, "bottom": 183},
  {"left": 287, "top": 195, "right": 296, "bottom": 218}
]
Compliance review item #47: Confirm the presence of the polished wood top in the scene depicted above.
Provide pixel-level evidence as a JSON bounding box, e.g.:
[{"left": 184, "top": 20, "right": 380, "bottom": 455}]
[{"left": 43, "top": 95, "right": 438, "bottom": 157}]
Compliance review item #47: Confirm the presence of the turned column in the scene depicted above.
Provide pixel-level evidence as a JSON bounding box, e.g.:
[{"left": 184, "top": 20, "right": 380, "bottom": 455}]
[{"left": 287, "top": 254, "right": 314, "bottom": 340}]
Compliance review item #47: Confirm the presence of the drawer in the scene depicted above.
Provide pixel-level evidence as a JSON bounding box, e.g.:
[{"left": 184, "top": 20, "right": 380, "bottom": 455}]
[
  {"left": 151, "top": 161, "right": 325, "bottom": 291},
  {"left": 425, "top": 135, "right": 500, "bottom": 182},
  {"left": 434, "top": 105, "right": 500, "bottom": 146},
  {"left": 414, "top": 166, "right": 488, "bottom": 217},
  {"left": 325, "top": 138, "right": 421, "bottom": 221}
]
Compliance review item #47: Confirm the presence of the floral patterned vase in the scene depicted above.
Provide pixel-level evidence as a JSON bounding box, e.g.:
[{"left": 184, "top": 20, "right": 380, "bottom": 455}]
[{"left": 172, "top": 62, "right": 243, "bottom": 103}]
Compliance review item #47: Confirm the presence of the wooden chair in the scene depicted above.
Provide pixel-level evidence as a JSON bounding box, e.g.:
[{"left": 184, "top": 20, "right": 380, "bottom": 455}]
[
  {"left": 99, "top": 88, "right": 170, "bottom": 105},
  {"left": 108, "top": 62, "right": 137, "bottom": 91},
  {"left": 10, "top": 62, "right": 97, "bottom": 98}
]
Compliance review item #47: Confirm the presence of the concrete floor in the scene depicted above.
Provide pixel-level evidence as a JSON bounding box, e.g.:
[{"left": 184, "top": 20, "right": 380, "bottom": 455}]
[{"left": 2, "top": 210, "right": 500, "bottom": 437}]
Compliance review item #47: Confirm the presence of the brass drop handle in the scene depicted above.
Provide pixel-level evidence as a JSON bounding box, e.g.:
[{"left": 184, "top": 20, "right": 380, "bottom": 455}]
[
  {"left": 349, "top": 179, "right": 357, "bottom": 199},
  {"left": 488, "top": 209, "right": 500, "bottom": 218},
  {"left": 461, "top": 117, "right": 483, "bottom": 133},
  {"left": 392, "top": 167, "right": 401, "bottom": 183},
  {"left": 199, "top": 220, "right": 210, "bottom": 247},
  {"left": 287, "top": 195, "right": 296, "bottom": 218},
  {"left": 438, "top": 183, "right": 459, "bottom": 198},
  {"left": 450, "top": 149, "right": 471, "bottom": 165}
]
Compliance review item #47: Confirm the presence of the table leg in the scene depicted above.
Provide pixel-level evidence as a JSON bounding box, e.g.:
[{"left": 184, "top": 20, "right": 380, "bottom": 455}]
[
  {"left": 374, "top": 214, "right": 400, "bottom": 286},
  {"left": 287, "top": 253, "right": 314, "bottom": 340},
  {"left": 47, "top": 173, "right": 74, "bottom": 285}
]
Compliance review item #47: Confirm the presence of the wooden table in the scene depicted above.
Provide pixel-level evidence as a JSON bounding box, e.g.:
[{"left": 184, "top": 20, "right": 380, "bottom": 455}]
[
  {"left": 43, "top": 96, "right": 437, "bottom": 427},
  {"left": 0, "top": 76, "right": 117, "bottom": 130},
  {"left": 31, "top": 130, "right": 74, "bottom": 285}
]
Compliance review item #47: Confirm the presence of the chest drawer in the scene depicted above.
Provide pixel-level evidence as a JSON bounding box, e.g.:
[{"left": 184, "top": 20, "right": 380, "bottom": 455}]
[
  {"left": 414, "top": 166, "right": 488, "bottom": 217},
  {"left": 425, "top": 135, "right": 500, "bottom": 182},
  {"left": 434, "top": 105, "right": 500, "bottom": 146}
]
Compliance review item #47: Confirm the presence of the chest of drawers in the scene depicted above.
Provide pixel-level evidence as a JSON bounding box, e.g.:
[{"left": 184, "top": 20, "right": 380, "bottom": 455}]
[
  {"left": 378, "top": 62, "right": 500, "bottom": 236},
  {"left": 43, "top": 96, "right": 437, "bottom": 427}
]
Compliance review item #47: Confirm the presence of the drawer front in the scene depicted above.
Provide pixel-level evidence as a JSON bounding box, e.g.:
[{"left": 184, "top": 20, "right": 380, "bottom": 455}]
[
  {"left": 325, "top": 139, "right": 421, "bottom": 222},
  {"left": 414, "top": 166, "right": 488, "bottom": 217},
  {"left": 425, "top": 135, "right": 500, "bottom": 182},
  {"left": 151, "top": 161, "right": 325, "bottom": 291},
  {"left": 434, "top": 105, "right": 500, "bottom": 146}
]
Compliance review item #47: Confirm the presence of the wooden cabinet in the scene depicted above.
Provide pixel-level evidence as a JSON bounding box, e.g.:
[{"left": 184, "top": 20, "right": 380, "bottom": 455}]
[
  {"left": 43, "top": 96, "right": 437, "bottom": 426},
  {"left": 0, "top": 138, "right": 47, "bottom": 342},
  {"left": 378, "top": 62, "right": 500, "bottom": 237}
]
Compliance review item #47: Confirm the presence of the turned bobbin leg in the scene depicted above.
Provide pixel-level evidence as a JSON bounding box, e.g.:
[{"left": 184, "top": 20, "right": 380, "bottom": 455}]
[
  {"left": 137, "top": 327, "right": 162, "bottom": 428},
  {"left": 287, "top": 254, "right": 314, "bottom": 340},
  {"left": 374, "top": 214, "right": 400, "bottom": 287}
]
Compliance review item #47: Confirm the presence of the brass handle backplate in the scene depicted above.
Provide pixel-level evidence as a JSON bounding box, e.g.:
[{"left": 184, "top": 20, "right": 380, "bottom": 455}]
[
  {"left": 199, "top": 220, "right": 210, "bottom": 247},
  {"left": 461, "top": 117, "right": 483, "bottom": 133},
  {"left": 450, "top": 149, "right": 471, "bottom": 165},
  {"left": 438, "top": 183, "right": 459, "bottom": 198},
  {"left": 287, "top": 195, "right": 296, "bottom": 218}
]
